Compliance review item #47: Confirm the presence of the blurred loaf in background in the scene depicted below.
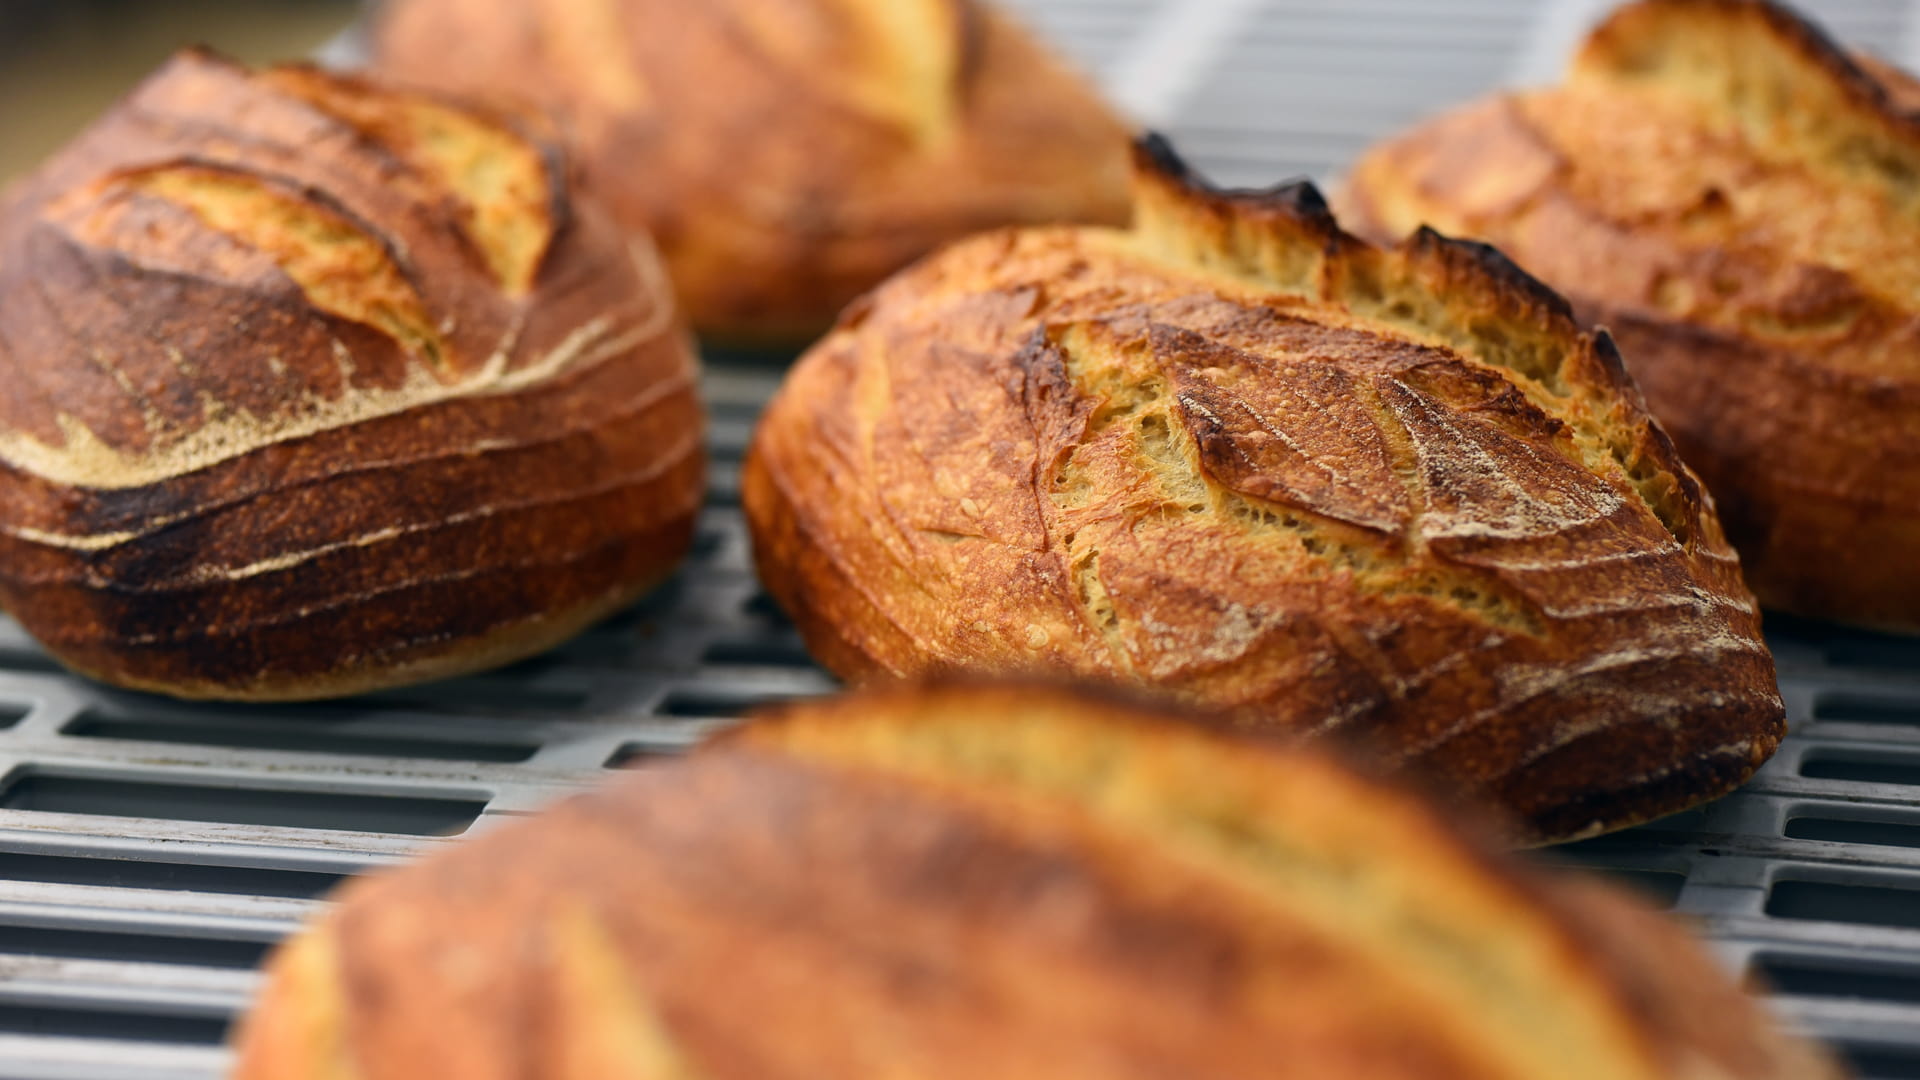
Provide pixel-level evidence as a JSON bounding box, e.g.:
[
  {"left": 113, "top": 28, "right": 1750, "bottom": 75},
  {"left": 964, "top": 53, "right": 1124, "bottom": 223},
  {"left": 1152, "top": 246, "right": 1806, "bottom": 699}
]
[
  {"left": 372, "top": 0, "right": 1134, "bottom": 343},
  {"left": 1345, "top": 0, "right": 1920, "bottom": 632}
]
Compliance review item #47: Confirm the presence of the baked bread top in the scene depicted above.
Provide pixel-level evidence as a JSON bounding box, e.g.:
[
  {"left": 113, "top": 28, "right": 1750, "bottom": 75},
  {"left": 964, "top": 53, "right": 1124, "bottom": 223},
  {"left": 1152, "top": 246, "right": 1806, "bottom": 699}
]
[
  {"left": 1341, "top": 0, "right": 1920, "bottom": 628},
  {"left": 0, "top": 51, "right": 702, "bottom": 699},
  {"left": 744, "top": 137, "right": 1783, "bottom": 843},
  {"left": 230, "top": 682, "right": 1842, "bottom": 1080},
  {"left": 372, "top": 0, "right": 1132, "bottom": 342}
]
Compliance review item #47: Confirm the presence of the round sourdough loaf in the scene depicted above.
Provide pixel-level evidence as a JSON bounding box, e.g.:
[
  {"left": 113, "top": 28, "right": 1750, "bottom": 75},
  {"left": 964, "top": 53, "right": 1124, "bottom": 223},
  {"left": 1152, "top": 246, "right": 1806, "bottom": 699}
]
[
  {"left": 372, "top": 0, "right": 1132, "bottom": 343},
  {"left": 744, "top": 138, "right": 1784, "bottom": 844},
  {"left": 0, "top": 51, "right": 703, "bottom": 701},
  {"left": 230, "top": 682, "right": 1842, "bottom": 1080},
  {"left": 1343, "top": 0, "right": 1920, "bottom": 631}
]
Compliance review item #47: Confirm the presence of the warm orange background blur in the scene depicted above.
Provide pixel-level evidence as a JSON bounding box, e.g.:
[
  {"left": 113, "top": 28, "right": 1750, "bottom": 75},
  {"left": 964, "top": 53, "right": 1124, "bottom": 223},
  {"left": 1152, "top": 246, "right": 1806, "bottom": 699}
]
[{"left": 0, "top": 0, "right": 358, "bottom": 184}]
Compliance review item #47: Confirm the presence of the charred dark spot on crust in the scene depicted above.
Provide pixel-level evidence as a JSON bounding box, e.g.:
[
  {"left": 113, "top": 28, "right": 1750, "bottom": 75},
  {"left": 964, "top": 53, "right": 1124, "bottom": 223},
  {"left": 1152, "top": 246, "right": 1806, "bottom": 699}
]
[
  {"left": 1404, "top": 226, "right": 1576, "bottom": 324},
  {"left": 1133, "top": 133, "right": 1198, "bottom": 187},
  {"left": 1132, "top": 133, "right": 1341, "bottom": 241},
  {"left": 1585, "top": 329, "right": 1639, "bottom": 397}
]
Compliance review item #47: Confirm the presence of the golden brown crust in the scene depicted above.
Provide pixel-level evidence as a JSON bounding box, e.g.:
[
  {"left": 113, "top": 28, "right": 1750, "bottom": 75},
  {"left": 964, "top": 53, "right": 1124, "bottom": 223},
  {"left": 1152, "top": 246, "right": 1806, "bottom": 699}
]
[
  {"left": 371, "top": 0, "right": 1133, "bottom": 343},
  {"left": 0, "top": 50, "right": 703, "bottom": 700},
  {"left": 1342, "top": 0, "right": 1920, "bottom": 630},
  {"left": 742, "top": 137, "right": 1783, "bottom": 844},
  {"left": 229, "top": 681, "right": 1842, "bottom": 1080}
]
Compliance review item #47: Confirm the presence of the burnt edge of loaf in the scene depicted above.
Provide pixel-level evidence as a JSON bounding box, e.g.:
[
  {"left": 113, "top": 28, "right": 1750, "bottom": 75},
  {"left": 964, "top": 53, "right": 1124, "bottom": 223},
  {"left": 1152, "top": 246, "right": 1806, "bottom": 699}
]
[
  {"left": 1132, "top": 133, "right": 1333, "bottom": 223},
  {"left": 1404, "top": 225, "right": 1576, "bottom": 323},
  {"left": 1134, "top": 134, "right": 1595, "bottom": 338}
]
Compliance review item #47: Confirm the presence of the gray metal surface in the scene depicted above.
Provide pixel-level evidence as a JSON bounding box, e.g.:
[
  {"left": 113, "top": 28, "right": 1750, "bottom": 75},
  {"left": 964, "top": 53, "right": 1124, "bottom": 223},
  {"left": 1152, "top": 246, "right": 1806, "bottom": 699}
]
[{"left": 1, "top": 1, "right": 1919, "bottom": 1077}]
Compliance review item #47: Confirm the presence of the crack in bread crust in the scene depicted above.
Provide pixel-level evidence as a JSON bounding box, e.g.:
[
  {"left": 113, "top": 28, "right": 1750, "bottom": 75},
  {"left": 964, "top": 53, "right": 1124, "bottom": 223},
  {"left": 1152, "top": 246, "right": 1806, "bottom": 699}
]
[
  {"left": 258, "top": 65, "right": 557, "bottom": 294},
  {"left": 746, "top": 138, "right": 1782, "bottom": 843}
]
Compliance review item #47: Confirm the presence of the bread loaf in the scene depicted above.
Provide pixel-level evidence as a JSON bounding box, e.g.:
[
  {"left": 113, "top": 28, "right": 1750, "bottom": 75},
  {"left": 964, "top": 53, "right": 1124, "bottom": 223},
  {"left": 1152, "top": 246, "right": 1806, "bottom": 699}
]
[
  {"left": 0, "top": 51, "right": 702, "bottom": 700},
  {"left": 372, "top": 0, "right": 1132, "bottom": 342},
  {"left": 230, "top": 681, "right": 1843, "bottom": 1080},
  {"left": 1343, "top": 0, "right": 1920, "bottom": 630},
  {"left": 744, "top": 137, "right": 1783, "bottom": 843}
]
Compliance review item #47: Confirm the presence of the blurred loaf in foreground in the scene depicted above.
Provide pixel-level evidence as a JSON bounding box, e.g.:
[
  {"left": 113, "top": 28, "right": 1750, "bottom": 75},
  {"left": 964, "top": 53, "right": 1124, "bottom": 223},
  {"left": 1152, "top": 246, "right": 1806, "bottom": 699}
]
[
  {"left": 230, "top": 681, "right": 1843, "bottom": 1080},
  {"left": 372, "top": 0, "right": 1133, "bottom": 342},
  {"left": 744, "top": 136, "right": 1783, "bottom": 844},
  {"left": 1344, "top": 0, "right": 1920, "bottom": 630},
  {"left": 0, "top": 51, "right": 702, "bottom": 700}
]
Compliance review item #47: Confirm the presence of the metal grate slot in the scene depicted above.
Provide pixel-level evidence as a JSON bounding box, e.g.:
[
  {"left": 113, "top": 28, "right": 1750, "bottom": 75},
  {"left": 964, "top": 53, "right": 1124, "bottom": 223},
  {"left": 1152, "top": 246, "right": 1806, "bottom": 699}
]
[
  {"left": 689, "top": 527, "right": 730, "bottom": 560},
  {"left": 743, "top": 590, "right": 786, "bottom": 620},
  {"left": 699, "top": 636, "right": 819, "bottom": 670},
  {"left": 1786, "top": 814, "right": 1920, "bottom": 850},
  {"left": 1802, "top": 753, "right": 1920, "bottom": 787},
  {"left": 655, "top": 688, "right": 780, "bottom": 720},
  {"left": 1828, "top": 635, "right": 1920, "bottom": 672},
  {"left": 0, "top": 649, "right": 68, "bottom": 676},
  {"left": 0, "top": 853, "right": 343, "bottom": 899},
  {"left": 619, "top": 578, "right": 693, "bottom": 624},
  {"left": 1541, "top": 847, "right": 1690, "bottom": 907},
  {"left": 705, "top": 463, "right": 743, "bottom": 507},
  {"left": 0, "top": 774, "right": 485, "bottom": 837},
  {"left": 0, "top": 926, "right": 270, "bottom": 969},
  {"left": 277, "top": 673, "right": 592, "bottom": 716},
  {"left": 0, "top": 1004, "right": 228, "bottom": 1046},
  {"left": 62, "top": 714, "right": 539, "bottom": 764},
  {"left": 1842, "top": 1044, "right": 1920, "bottom": 1080},
  {"left": 705, "top": 398, "right": 766, "bottom": 422},
  {"left": 1768, "top": 879, "right": 1920, "bottom": 930},
  {"left": 1816, "top": 697, "right": 1920, "bottom": 727},
  {"left": 604, "top": 744, "right": 670, "bottom": 769},
  {"left": 1587, "top": 868, "right": 1685, "bottom": 908},
  {"left": 1755, "top": 954, "right": 1920, "bottom": 1005}
]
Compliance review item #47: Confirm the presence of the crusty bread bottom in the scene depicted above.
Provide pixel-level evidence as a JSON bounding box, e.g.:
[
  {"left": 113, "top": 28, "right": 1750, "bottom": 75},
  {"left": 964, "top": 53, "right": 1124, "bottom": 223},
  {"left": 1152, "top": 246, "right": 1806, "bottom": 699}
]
[{"left": 62, "top": 523, "right": 692, "bottom": 702}]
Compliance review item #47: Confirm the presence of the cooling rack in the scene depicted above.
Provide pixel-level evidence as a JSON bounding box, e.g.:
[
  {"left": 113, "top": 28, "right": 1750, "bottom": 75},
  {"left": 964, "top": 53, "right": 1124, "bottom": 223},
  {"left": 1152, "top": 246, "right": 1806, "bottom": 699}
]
[{"left": 3, "top": 2, "right": 1919, "bottom": 1077}]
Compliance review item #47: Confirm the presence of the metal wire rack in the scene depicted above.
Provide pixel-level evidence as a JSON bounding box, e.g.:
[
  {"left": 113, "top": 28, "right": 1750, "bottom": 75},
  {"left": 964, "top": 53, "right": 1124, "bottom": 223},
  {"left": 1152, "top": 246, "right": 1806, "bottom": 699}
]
[{"left": 2, "top": 2, "right": 1919, "bottom": 1077}]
